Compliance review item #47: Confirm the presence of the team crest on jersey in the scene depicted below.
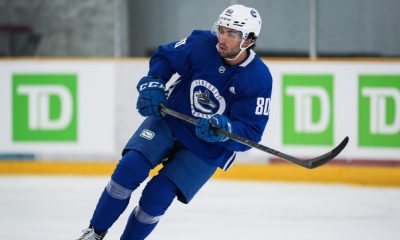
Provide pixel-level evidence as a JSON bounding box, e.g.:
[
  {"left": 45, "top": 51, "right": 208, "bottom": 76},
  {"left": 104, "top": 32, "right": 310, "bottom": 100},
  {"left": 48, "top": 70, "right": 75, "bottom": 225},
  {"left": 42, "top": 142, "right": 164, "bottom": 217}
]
[{"left": 190, "top": 79, "right": 226, "bottom": 118}]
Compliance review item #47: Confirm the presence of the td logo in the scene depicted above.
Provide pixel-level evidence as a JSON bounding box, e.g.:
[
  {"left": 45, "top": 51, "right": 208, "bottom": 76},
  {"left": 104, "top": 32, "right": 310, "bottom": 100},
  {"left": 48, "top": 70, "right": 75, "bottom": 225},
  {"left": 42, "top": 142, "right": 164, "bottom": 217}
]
[
  {"left": 12, "top": 74, "right": 78, "bottom": 141},
  {"left": 359, "top": 75, "right": 400, "bottom": 147},
  {"left": 282, "top": 75, "right": 333, "bottom": 145}
]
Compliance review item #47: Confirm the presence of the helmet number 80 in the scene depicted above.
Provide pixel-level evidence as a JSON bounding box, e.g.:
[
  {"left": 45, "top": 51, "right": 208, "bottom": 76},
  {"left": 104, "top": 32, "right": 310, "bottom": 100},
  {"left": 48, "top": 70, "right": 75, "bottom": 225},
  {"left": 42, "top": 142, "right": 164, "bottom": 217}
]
[{"left": 255, "top": 97, "right": 271, "bottom": 116}]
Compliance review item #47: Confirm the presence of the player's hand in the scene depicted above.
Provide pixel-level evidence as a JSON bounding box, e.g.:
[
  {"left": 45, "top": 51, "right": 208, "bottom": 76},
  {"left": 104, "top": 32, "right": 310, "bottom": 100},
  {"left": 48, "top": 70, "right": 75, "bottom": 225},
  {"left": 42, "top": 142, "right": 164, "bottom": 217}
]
[
  {"left": 195, "top": 115, "right": 232, "bottom": 142},
  {"left": 136, "top": 76, "right": 166, "bottom": 118}
]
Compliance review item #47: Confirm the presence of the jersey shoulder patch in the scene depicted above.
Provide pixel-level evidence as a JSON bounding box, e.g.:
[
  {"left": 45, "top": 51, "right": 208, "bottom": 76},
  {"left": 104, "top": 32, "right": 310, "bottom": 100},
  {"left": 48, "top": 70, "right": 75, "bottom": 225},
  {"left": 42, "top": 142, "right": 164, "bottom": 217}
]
[
  {"left": 174, "top": 38, "right": 187, "bottom": 48},
  {"left": 173, "top": 30, "right": 215, "bottom": 50}
]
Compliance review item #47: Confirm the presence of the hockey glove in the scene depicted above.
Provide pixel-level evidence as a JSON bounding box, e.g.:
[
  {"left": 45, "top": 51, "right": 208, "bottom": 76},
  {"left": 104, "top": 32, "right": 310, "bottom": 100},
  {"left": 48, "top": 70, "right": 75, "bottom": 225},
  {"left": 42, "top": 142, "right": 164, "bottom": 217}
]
[
  {"left": 136, "top": 76, "right": 166, "bottom": 118},
  {"left": 195, "top": 115, "right": 232, "bottom": 142}
]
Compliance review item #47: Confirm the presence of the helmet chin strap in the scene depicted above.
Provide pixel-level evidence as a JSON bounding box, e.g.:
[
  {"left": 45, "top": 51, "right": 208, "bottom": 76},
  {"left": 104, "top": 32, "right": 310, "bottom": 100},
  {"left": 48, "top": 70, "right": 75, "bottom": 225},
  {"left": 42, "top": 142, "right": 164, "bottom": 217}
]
[{"left": 224, "top": 39, "right": 254, "bottom": 61}]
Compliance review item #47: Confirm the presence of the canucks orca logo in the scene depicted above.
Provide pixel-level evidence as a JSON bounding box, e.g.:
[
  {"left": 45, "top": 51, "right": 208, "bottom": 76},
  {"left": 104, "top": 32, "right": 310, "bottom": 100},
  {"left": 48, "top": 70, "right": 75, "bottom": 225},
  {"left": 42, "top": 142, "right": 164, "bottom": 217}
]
[
  {"left": 190, "top": 80, "right": 226, "bottom": 118},
  {"left": 194, "top": 90, "right": 217, "bottom": 113}
]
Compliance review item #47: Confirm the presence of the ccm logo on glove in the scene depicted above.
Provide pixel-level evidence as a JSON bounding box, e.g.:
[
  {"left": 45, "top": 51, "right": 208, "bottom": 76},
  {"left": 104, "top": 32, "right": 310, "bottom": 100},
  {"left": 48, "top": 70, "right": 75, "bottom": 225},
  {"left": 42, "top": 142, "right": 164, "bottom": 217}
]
[
  {"left": 136, "top": 76, "right": 166, "bottom": 118},
  {"left": 138, "top": 81, "right": 165, "bottom": 91}
]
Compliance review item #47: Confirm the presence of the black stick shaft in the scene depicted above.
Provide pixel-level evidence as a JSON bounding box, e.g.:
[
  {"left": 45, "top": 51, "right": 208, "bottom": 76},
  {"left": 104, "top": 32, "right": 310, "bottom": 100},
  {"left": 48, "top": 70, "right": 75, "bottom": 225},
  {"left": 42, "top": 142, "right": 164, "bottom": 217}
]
[{"left": 159, "top": 104, "right": 349, "bottom": 169}]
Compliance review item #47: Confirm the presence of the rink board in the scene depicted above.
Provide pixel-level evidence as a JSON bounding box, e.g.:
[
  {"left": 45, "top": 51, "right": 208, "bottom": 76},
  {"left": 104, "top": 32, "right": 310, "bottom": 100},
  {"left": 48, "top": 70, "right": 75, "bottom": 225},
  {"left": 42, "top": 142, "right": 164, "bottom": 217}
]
[{"left": 0, "top": 59, "right": 399, "bottom": 163}]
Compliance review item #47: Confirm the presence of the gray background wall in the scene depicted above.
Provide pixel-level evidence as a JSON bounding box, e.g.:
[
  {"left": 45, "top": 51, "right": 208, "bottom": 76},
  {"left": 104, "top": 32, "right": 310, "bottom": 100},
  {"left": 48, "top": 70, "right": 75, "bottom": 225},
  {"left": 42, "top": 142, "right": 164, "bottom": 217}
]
[
  {"left": 1, "top": 0, "right": 399, "bottom": 57},
  {"left": 0, "top": 0, "right": 116, "bottom": 56}
]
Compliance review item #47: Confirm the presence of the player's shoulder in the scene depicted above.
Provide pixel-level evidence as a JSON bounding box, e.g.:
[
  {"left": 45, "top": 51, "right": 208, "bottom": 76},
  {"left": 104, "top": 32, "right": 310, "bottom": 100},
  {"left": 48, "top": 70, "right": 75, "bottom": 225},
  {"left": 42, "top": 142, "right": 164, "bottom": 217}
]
[
  {"left": 172, "top": 30, "right": 216, "bottom": 52},
  {"left": 185, "top": 30, "right": 217, "bottom": 46},
  {"left": 189, "top": 30, "right": 216, "bottom": 39},
  {"left": 237, "top": 52, "right": 272, "bottom": 88},
  {"left": 236, "top": 55, "right": 272, "bottom": 95}
]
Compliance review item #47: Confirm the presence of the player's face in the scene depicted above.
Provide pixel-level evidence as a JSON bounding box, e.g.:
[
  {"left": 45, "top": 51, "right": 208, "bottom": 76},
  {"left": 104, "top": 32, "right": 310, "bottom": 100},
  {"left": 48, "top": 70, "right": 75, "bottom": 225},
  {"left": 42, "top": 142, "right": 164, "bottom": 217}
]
[{"left": 217, "top": 26, "right": 243, "bottom": 58}]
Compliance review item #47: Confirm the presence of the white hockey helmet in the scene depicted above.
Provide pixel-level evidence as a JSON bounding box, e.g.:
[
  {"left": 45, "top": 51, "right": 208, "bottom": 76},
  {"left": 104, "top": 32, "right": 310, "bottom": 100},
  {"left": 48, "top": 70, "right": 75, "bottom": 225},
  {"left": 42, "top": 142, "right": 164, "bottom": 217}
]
[{"left": 216, "top": 4, "right": 262, "bottom": 40}]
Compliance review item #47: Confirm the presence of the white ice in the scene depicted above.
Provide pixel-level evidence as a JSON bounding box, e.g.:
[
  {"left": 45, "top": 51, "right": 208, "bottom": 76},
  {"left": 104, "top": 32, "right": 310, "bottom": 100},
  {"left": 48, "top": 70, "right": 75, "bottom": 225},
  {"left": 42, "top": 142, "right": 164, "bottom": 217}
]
[{"left": 0, "top": 176, "right": 399, "bottom": 240}]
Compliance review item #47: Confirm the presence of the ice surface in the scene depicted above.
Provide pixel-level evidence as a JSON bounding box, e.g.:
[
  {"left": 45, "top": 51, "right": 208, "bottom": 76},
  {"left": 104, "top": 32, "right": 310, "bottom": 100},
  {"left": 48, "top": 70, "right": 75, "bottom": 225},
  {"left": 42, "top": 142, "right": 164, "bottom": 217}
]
[{"left": 0, "top": 176, "right": 399, "bottom": 240}]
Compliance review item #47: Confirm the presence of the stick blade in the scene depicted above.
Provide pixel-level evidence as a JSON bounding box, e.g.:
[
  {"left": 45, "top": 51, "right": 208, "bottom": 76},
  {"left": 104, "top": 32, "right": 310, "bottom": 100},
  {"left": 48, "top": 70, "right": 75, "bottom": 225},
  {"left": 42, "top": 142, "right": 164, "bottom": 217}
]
[{"left": 305, "top": 136, "right": 349, "bottom": 169}]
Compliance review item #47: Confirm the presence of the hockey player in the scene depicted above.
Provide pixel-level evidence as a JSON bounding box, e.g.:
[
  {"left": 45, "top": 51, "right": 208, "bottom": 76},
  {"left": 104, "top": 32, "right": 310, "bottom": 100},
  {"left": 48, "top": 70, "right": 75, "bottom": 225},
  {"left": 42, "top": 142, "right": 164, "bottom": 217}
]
[{"left": 77, "top": 4, "right": 272, "bottom": 240}]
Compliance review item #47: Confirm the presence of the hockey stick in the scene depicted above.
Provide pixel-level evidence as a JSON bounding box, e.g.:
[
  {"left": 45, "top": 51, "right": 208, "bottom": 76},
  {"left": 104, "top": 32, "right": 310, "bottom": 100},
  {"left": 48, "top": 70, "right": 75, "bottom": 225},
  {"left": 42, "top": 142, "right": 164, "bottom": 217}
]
[{"left": 159, "top": 104, "right": 349, "bottom": 169}]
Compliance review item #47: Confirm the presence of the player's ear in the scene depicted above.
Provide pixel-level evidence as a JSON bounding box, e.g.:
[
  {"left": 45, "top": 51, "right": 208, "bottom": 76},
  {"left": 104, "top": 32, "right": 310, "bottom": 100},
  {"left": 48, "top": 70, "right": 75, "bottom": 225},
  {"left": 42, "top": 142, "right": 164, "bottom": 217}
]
[{"left": 242, "top": 38, "right": 254, "bottom": 48}]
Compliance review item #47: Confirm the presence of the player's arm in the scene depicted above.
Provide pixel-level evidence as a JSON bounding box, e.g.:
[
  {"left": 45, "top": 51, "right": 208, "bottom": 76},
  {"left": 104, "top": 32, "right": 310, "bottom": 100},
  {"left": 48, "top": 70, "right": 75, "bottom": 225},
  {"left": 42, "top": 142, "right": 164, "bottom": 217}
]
[
  {"left": 195, "top": 82, "right": 272, "bottom": 151},
  {"left": 147, "top": 34, "right": 194, "bottom": 83},
  {"left": 136, "top": 32, "right": 195, "bottom": 117},
  {"left": 222, "top": 77, "right": 273, "bottom": 152},
  {"left": 194, "top": 103, "right": 269, "bottom": 151},
  {"left": 224, "top": 101, "right": 270, "bottom": 151}
]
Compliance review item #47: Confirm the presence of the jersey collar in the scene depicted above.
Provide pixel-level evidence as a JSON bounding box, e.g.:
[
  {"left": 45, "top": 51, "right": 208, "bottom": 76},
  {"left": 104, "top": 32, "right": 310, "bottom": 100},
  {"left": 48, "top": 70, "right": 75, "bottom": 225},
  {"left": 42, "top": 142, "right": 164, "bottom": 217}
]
[
  {"left": 215, "top": 44, "right": 256, "bottom": 68},
  {"left": 239, "top": 49, "right": 255, "bottom": 67}
]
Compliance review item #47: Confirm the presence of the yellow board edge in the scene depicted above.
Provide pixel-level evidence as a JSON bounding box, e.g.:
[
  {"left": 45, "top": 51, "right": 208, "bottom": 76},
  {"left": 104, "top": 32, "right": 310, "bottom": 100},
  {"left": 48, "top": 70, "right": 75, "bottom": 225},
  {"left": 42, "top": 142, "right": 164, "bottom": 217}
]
[{"left": 1, "top": 161, "right": 400, "bottom": 188}]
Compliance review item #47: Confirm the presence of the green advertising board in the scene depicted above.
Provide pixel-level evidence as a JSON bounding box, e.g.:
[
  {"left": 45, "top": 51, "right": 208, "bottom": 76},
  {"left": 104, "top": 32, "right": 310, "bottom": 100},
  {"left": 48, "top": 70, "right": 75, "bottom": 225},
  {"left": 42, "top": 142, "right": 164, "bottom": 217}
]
[
  {"left": 282, "top": 74, "right": 334, "bottom": 146},
  {"left": 12, "top": 74, "right": 78, "bottom": 141},
  {"left": 359, "top": 75, "right": 400, "bottom": 147}
]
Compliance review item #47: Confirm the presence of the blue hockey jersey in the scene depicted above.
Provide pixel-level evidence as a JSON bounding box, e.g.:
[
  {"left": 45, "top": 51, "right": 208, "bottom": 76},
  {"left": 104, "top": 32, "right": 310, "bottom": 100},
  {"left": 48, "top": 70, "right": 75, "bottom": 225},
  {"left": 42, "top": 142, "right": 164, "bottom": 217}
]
[{"left": 148, "top": 30, "right": 273, "bottom": 170}]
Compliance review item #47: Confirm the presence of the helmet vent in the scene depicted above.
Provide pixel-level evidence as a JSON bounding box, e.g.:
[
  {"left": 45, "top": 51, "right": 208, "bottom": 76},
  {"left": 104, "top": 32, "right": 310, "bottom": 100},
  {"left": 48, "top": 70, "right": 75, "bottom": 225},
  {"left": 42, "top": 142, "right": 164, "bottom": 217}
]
[{"left": 233, "top": 21, "right": 245, "bottom": 27}]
